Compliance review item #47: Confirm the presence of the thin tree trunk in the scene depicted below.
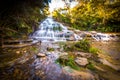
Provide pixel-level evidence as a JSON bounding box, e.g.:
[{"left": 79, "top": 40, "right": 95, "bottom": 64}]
[{"left": 1, "top": 35, "right": 4, "bottom": 48}]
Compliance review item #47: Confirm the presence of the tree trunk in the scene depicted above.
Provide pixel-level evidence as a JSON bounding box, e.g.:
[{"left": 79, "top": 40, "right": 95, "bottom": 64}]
[{"left": 0, "top": 35, "right": 4, "bottom": 48}]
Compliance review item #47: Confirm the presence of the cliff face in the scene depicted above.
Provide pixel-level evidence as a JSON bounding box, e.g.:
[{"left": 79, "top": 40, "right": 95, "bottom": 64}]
[{"left": 0, "top": 0, "right": 48, "bottom": 41}]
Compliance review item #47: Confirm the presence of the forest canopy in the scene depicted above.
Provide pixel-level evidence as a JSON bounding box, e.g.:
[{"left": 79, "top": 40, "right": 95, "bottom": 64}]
[{"left": 53, "top": 0, "right": 120, "bottom": 32}]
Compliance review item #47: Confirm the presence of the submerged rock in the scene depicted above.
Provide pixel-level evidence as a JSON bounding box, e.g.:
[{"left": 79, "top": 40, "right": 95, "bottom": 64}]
[{"left": 75, "top": 57, "right": 89, "bottom": 67}]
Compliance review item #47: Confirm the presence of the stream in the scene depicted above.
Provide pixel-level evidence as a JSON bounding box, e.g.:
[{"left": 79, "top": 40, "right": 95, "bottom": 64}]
[{"left": 0, "top": 17, "right": 120, "bottom": 80}]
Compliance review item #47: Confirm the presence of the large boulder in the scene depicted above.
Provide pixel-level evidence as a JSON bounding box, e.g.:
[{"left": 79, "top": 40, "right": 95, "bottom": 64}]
[{"left": 75, "top": 57, "right": 89, "bottom": 67}]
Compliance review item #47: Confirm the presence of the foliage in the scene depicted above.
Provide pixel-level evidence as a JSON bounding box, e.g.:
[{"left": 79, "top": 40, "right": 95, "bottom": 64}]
[
  {"left": 87, "top": 62, "right": 95, "bottom": 71},
  {"left": 52, "top": 0, "right": 120, "bottom": 32},
  {"left": 56, "top": 53, "right": 80, "bottom": 70},
  {"left": 47, "top": 47, "right": 54, "bottom": 51},
  {"left": 0, "top": 0, "right": 49, "bottom": 42},
  {"left": 89, "top": 47, "right": 99, "bottom": 55},
  {"left": 64, "top": 39, "right": 90, "bottom": 52},
  {"left": 74, "top": 39, "right": 90, "bottom": 52}
]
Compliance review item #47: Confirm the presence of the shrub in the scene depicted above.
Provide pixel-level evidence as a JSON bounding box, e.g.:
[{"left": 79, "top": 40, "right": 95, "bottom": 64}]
[
  {"left": 89, "top": 47, "right": 99, "bottom": 55},
  {"left": 74, "top": 39, "right": 90, "bottom": 52}
]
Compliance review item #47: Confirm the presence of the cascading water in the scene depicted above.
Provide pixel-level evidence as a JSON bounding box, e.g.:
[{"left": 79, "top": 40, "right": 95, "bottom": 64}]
[{"left": 30, "top": 17, "right": 78, "bottom": 42}]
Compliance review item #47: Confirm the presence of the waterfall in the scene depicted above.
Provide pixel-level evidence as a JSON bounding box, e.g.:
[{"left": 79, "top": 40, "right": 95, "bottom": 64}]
[{"left": 29, "top": 17, "right": 77, "bottom": 42}]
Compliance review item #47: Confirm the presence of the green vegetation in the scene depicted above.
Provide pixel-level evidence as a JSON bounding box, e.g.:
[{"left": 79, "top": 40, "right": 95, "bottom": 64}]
[
  {"left": 74, "top": 40, "right": 90, "bottom": 52},
  {"left": 47, "top": 47, "right": 54, "bottom": 51},
  {"left": 87, "top": 62, "right": 95, "bottom": 71},
  {"left": 64, "top": 39, "right": 91, "bottom": 52},
  {"left": 56, "top": 53, "right": 80, "bottom": 70},
  {"left": 53, "top": 0, "right": 120, "bottom": 32},
  {"left": 57, "top": 39, "right": 99, "bottom": 70},
  {"left": 89, "top": 47, "right": 99, "bottom": 55},
  {"left": 0, "top": 0, "right": 50, "bottom": 46}
]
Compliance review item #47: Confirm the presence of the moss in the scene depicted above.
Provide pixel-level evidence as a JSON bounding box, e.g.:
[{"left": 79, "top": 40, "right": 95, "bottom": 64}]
[
  {"left": 56, "top": 53, "right": 80, "bottom": 70},
  {"left": 89, "top": 47, "right": 99, "bottom": 55},
  {"left": 87, "top": 63, "right": 96, "bottom": 71}
]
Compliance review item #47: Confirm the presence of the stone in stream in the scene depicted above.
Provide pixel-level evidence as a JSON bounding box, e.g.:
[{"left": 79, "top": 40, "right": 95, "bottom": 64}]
[
  {"left": 75, "top": 57, "right": 89, "bottom": 67},
  {"left": 37, "top": 53, "right": 46, "bottom": 57}
]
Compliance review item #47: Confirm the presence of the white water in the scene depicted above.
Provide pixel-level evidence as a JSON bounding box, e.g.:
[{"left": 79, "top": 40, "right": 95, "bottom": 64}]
[
  {"left": 29, "top": 17, "right": 119, "bottom": 42},
  {"left": 92, "top": 33, "right": 119, "bottom": 41},
  {"left": 30, "top": 17, "right": 80, "bottom": 42}
]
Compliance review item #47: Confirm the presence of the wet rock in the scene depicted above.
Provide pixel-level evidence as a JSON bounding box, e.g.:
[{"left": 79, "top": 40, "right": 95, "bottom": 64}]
[
  {"left": 76, "top": 52, "right": 92, "bottom": 58},
  {"left": 46, "top": 52, "right": 51, "bottom": 55},
  {"left": 59, "top": 55, "right": 69, "bottom": 61},
  {"left": 99, "top": 58, "right": 120, "bottom": 71},
  {"left": 75, "top": 57, "right": 89, "bottom": 67},
  {"left": 37, "top": 53, "right": 46, "bottom": 57},
  {"left": 58, "top": 52, "right": 69, "bottom": 61},
  {"left": 66, "top": 35, "right": 75, "bottom": 41},
  {"left": 63, "top": 66, "right": 95, "bottom": 80}
]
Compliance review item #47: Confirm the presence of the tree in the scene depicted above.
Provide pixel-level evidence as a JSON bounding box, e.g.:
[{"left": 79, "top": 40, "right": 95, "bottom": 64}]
[
  {"left": 52, "top": 0, "right": 120, "bottom": 32},
  {"left": 0, "top": 0, "right": 50, "bottom": 47}
]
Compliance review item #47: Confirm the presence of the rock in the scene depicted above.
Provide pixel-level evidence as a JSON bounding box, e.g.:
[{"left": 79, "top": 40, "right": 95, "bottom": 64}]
[
  {"left": 59, "top": 55, "right": 69, "bottom": 61},
  {"left": 58, "top": 52, "right": 69, "bottom": 61},
  {"left": 23, "top": 50, "right": 27, "bottom": 53},
  {"left": 37, "top": 53, "right": 46, "bottom": 57},
  {"left": 46, "top": 52, "right": 51, "bottom": 55},
  {"left": 60, "top": 52, "right": 68, "bottom": 56},
  {"left": 94, "top": 65, "right": 106, "bottom": 72},
  {"left": 76, "top": 52, "right": 92, "bottom": 58},
  {"left": 75, "top": 57, "right": 89, "bottom": 67},
  {"left": 63, "top": 66, "right": 73, "bottom": 73},
  {"left": 66, "top": 35, "right": 75, "bottom": 41},
  {"left": 16, "top": 51, "right": 20, "bottom": 54},
  {"left": 90, "top": 31, "right": 97, "bottom": 34},
  {"left": 63, "top": 66, "right": 95, "bottom": 80},
  {"left": 99, "top": 58, "right": 120, "bottom": 71}
]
